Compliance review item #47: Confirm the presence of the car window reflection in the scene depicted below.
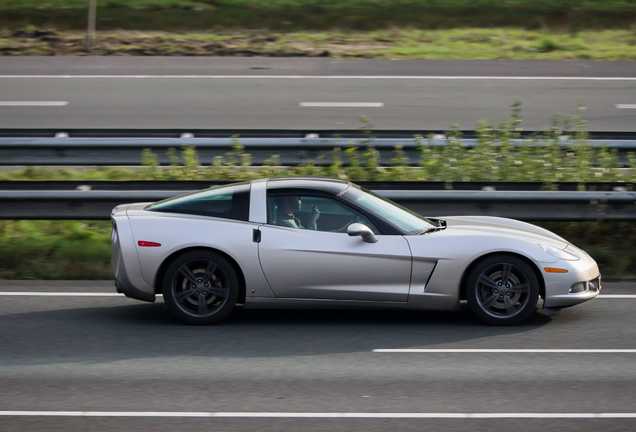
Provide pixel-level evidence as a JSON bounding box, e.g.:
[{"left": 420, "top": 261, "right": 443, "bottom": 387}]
[{"left": 267, "top": 195, "right": 379, "bottom": 234}]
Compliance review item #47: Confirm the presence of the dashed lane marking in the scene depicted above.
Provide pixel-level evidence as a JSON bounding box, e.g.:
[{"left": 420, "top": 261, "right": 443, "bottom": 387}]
[
  {"left": 300, "top": 102, "right": 384, "bottom": 107},
  {"left": 0, "top": 101, "right": 68, "bottom": 106}
]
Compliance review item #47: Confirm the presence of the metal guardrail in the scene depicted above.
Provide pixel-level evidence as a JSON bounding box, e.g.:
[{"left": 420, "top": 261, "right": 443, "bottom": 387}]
[
  {"left": 0, "top": 180, "right": 631, "bottom": 191},
  {"left": 2, "top": 133, "right": 635, "bottom": 166},
  {"left": 1, "top": 182, "right": 634, "bottom": 220},
  {"left": 385, "top": 190, "right": 636, "bottom": 221},
  {"left": 1, "top": 129, "right": 633, "bottom": 139}
]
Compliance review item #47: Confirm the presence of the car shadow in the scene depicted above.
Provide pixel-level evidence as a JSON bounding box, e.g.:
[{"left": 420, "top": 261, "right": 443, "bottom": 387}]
[
  {"left": 0, "top": 299, "right": 559, "bottom": 368},
  {"left": 225, "top": 304, "right": 554, "bottom": 327}
]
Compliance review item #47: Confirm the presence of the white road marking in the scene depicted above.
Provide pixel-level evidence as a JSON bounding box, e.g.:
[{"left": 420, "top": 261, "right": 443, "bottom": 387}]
[
  {"left": 373, "top": 349, "right": 636, "bottom": 353},
  {"left": 616, "top": 104, "right": 636, "bottom": 109},
  {"left": 0, "top": 292, "right": 630, "bottom": 298},
  {"left": 0, "top": 292, "right": 123, "bottom": 296},
  {"left": 0, "top": 292, "right": 163, "bottom": 297},
  {"left": 300, "top": 102, "right": 384, "bottom": 107},
  {"left": 0, "top": 75, "right": 635, "bottom": 81},
  {"left": 0, "top": 101, "right": 68, "bottom": 106},
  {"left": 0, "top": 411, "right": 636, "bottom": 418}
]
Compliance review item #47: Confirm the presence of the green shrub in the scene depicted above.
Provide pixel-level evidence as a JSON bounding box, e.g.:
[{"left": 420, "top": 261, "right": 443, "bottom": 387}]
[
  {"left": 536, "top": 37, "right": 560, "bottom": 52},
  {"left": 120, "top": 101, "right": 634, "bottom": 185},
  {"left": 0, "top": 221, "right": 112, "bottom": 279}
]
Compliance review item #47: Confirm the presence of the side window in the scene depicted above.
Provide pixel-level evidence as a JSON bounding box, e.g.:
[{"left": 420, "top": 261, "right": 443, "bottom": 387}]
[
  {"left": 267, "top": 194, "right": 379, "bottom": 234},
  {"left": 146, "top": 182, "right": 250, "bottom": 221}
]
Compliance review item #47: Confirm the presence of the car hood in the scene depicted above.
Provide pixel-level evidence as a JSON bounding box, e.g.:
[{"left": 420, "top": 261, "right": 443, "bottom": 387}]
[{"left": 439, "top": 216, "right": 568, "bottom": 248}]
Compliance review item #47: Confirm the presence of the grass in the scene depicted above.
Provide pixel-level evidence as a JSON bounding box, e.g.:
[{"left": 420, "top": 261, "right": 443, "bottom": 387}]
[
  {"left": 0, "top": 221, "right": 112, "bottom": 279},
  {"left": 3, "top": 28, "right": 636, "bottom": 60},
  {"left": 1, "top": 0, "right": 635, "bottom": 9},
  {"left": 2, "top": 1, "right": 636, "bottom": 31}
]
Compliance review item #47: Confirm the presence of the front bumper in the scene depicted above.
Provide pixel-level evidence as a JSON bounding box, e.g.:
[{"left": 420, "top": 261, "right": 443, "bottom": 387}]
[{"left": 543, "top": 254, "right": 601, "bottom": 308}]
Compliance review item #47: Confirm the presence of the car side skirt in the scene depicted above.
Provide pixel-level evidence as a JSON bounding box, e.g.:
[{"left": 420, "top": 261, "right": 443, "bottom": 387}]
[{"left": 244, "top": 297, "right": 406, "bottom": 310}]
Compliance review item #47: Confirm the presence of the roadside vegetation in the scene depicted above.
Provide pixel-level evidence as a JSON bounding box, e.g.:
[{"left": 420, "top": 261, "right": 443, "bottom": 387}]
[
  {"left": 3, "top": 27, "right": 636, "bottom": 60},
  {"left": 3, "top": 102, "right": 635, "bottom": 184},
  {"left": 1, "top": 102, "right": 636, "bottom": 280},
  {"left": 2, "top": 0, "right": 635, "bottom": 31},
  {"left": 2, "top": 0, "right": 635, "bottom": 58},
  {"left": 0, "top": 221, "right": 112, "bottom": 280},
  {"left": 4, "top": 0, "right": 635, "bottom": 7}
]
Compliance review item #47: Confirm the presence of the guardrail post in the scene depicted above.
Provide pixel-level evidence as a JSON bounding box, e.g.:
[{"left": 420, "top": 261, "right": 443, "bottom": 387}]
[{"left": 86, "top": 0, "right": 97, "bottom": 53}]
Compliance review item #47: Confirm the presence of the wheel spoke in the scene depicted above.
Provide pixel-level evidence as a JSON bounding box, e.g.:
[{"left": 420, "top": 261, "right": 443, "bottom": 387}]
[
  {"left": 509, "top": 283, "right": 530, "bottom": 293},
  {"left": 503, "top": 296, "right": 517, "bottom": 315},
  {"left": 178, "top": 265, "right": 198, "bottom": 285},
  {"left": 197, "top": 293, "right": 208, "bottom": 315},
  {"left": 478, "top": 274, "right": 499, "bottom": 290},
  {"left": 481, "top": 293, "right": 499, "bottom": 310},
  {"left": 202, "top": 262, "right": 219, "bottom": 284},
  {"left": 175, "top": 288, "right": 197, "bottom": 302},
  {"left": 207, "top": 286, "right": 228, "bottom": 299},
  {"left": 500, "top": 264, "right": 512, "bottom": 285}
]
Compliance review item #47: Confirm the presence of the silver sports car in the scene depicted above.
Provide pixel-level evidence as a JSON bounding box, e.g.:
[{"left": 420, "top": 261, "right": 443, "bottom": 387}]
[{"left": 111, "top": 177, "right": 600, "bottom": 325}]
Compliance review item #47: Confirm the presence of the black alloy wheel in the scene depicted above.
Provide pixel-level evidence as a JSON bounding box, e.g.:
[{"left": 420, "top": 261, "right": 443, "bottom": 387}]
[
  {"left": 466, "top": 255, "right": 540, "bottom": 326},
  {"left": 163, "top": 251, "right": 239, "bottom": 325}
]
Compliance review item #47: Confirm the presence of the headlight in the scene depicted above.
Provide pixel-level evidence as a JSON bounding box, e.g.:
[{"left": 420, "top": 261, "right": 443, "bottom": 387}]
[{"left": 539, "top": 244, "right": 580, "bottom": 261}]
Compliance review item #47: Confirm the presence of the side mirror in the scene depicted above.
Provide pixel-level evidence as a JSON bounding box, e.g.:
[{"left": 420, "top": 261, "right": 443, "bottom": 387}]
[{"left": 347, "top": 223, "right": 378, "bottom": 243}]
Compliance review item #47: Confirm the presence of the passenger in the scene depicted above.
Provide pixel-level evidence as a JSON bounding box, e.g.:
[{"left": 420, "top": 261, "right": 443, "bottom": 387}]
[{"left": 275, "top": 196, "right": 319, "bottom": 230}]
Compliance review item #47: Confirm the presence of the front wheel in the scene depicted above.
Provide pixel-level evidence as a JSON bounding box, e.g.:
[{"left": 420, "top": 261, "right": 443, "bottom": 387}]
[
  {"left": 466, "top": 255, "right": 540, "bottom": 326},
  {"left": 162, "top": 251, "right": 239, "bottom": 325}
]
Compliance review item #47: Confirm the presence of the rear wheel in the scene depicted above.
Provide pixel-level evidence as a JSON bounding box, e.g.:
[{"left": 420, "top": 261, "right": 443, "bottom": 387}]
[
  {"left": 162, "top": 251, "right": 239, "bottom": 325},
  {"left": 466, "top": 255, "right": 540, "bottom": 326}
]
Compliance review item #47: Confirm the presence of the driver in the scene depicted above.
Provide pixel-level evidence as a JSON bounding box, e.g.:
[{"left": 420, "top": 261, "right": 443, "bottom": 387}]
[{"left": 275, "top": 196, "right": 320, "bottom": 230}]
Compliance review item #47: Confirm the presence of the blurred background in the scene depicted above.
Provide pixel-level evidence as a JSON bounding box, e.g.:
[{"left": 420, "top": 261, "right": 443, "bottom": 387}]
[
  {"left": 1, "top": 0, "right": 636, "bottom": 279},
  {"left": 1, "top": 4, "right": 636, "bottom": 432},
  {"left": 1, "top": 0, "right": 635, "bottom": 59}
]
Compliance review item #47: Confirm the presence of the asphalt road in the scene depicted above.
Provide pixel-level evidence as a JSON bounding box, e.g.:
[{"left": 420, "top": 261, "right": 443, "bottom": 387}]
[
  {"left": 1, "top": 280, "right": 635, "bottom": 432},
  {"left": 0, "top": 57, "right": 635, "bottom": 131}
]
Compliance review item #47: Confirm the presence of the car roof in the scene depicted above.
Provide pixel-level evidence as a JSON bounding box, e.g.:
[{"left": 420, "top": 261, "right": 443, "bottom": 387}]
[{"left": 265, "top": 177, "right": 351, "bottom": 194}]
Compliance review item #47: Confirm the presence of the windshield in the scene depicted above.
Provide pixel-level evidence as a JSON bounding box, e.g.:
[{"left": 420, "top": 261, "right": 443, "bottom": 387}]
[{"left": 343, "top": 187, "right": 436, "bottom": 235}]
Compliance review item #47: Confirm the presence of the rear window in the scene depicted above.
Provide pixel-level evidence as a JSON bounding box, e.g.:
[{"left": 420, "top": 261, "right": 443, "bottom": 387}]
[{"left": 146, "top": 182, "right": 250, "bottom": 221}]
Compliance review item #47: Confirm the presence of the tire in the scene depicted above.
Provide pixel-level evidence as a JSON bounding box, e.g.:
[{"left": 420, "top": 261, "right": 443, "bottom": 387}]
[
  {"left": 466, "top": 255, "right": 540, "bottom": 326},
  {"left": 162, "top": 251, "right": 239, "bottom": 325}
]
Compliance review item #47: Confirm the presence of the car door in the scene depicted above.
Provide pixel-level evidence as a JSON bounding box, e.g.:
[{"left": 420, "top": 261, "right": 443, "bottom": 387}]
[{"left": 258, "top": 194, "right": 412, "bottom": 302}]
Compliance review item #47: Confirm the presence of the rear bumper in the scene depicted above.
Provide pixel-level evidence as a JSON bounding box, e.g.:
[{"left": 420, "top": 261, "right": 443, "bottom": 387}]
[
  {"left": 111, "top": 216, "right": 155, "bottom": 303},
  {"left": 112, "top": 247, "right": 155, "bottom": 303},
  {"left": 113, "top": 264, "right": 155, "bottom": 303}
]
